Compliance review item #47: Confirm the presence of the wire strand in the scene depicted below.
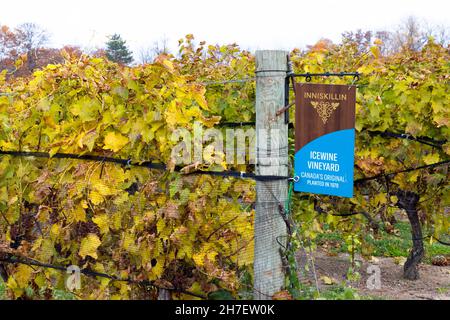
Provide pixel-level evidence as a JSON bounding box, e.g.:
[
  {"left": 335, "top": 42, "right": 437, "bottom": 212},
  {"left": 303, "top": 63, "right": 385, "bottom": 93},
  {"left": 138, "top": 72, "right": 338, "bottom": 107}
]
[
  {"left": 0, "top": 255, "right": 206, "bottom": 299},
  {"left": 354, "top": 160, "right": 450, "bottom": 184},
  {"left": 0, "top": 150, "right": 289, "bottom": 181},
  {"left": 194, "top": 78, "right": 256, "bottom": 86}
]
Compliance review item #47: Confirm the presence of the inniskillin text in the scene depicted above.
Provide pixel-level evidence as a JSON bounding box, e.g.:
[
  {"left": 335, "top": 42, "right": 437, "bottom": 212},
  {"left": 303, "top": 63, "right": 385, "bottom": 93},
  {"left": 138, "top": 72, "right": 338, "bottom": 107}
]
[{"left": 308, "top": 151, "right": 340, "bottom": 172}]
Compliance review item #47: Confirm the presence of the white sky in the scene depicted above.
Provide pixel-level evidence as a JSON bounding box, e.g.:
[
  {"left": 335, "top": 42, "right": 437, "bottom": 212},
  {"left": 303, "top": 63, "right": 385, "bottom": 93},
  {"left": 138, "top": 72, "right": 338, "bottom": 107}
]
[{"left": 1, "top": 0, "right": 449, "bottom": 58}]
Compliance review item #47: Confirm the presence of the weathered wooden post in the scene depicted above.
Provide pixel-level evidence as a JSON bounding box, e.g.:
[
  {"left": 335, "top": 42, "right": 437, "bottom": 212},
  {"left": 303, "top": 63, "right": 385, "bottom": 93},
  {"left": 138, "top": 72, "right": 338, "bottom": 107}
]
[{"left": 254, "top": 50, "right": 289, "bottom": 299}]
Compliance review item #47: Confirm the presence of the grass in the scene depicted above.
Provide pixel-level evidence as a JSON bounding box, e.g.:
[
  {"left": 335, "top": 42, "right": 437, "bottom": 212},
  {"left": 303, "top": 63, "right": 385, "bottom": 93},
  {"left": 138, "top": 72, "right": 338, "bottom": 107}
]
[
  {"left": 437, "top": 286, "right": 449, "bottom": 295},
  {"left": 0, "top": 279, "right": 5, "bottom": 299},
  {"left": 0, "top": 277, "right": 75, "bottom": 300},
  {"left": 316, "top": 221, "right": 450, "bottom": 263},
  {"left": 318, "top": 285, "right": 382, "bottom": 300}
]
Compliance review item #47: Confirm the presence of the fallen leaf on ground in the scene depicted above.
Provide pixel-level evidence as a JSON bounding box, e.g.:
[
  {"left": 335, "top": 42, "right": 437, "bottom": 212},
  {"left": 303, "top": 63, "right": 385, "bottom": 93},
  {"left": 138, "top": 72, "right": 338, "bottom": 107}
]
[{"left": 320, "top": 275, "right": 337, "bottom": 285}]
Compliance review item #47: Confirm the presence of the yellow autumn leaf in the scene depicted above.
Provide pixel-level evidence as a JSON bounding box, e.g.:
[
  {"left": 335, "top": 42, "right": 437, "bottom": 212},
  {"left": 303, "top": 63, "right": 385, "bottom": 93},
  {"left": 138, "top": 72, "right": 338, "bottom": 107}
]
[
  {"left": 370, "top": 46, "right": 381, "bottom": 59},
  {"left": 394, "top": 256, "right": 407, "bottom": 265},
  {"left": 93, "top": 214, "right": 110, "bottom": 234},
  {"left": 408, "top": 170, "right": 420, "bottom": 182},
  {"left": 50, "top": 223, "right": 60, "bottom": 240},
  {"left": 423, "top": 153, "right": 440, "bottom": 165},
  {"left": 49, "top": 146, "right": 60, "bottom": 157},
  {"left": 206, "top": 250, "right": 218, "bottom": 263},
  {"left": 192, "top": 252, "right": 205, "bottom": 267},
  {"left": 6, "top": 277, "right": 24, "bottom": 298},
  {"left": 163, "top": 59, "right": 175, "bottom": 73},
  {"left": 390, "top": 195, "right": 398, "bottom": 204},
  {"left": 192, "top": 87, "right": 209, "bottom": 110},
  {"left": 192, "top": 243, "right": 216, "bottom": 267},
  {"left": 357, "top": 64, "right": 375, "bottom": 75},
  {"left": 320, "top": 276, "right": 337, "bottom": 285},
  {"left": 70, "top": 97, "right": 101, "bottom": 122},
  {"left": 177, "top": 244, "right": 193, "bottom": 259},
  {"left": 92, "top": 179, "right": 115, "bottom": 196},
  {"left": 72, "top": 205, "right": 86, "bottom": 222},
  {"left": 113, "top": 192, "right": 129, "bottom": 205},
  {"left": 374, "top": 38, "right": 383, "bottom": 45},
  {"left": 77, "top": 132, "right": 86, "bottom": 149},
  {"left": 77, "top": 130, "right": 98, "bottom": 151},
  {"left": 236, "top": 240, "right": 254, "bottom": 266},
  {"left": 15, "top": 264, "right": 34, "bottom": 288},
  {"left": 316, "top": 53, "right": 325, "bottom": 64},
  {"left": 122, "top": 232, "right": 137, "bottom": 253},
  {"left": 38, "top": 239, "right": 55, "bottom": 262},
  {"left": 89, "top": 190, "right": 104, "bottom": 205},
  {"left": 442, "top": 142, "right": 450, "bottom": 155},
  {"left": 46, "top": 64, "right": 58, "bottom": 70},
  {"left": 149, "top": 256, "right": 165, "bottom": 279},
  {"left": 200, "top": 115, "right": 221, "bottom": 128},
  {"left": 103, "top": 131, "right": 129, "bottom": 152},
  {"left": 79, "top": 234, "right": 101, "bottom": 259},
  {"left": 374, "top": 193, "right": 387, "bottom": 205},
  {"left": 34, "top": 274, "right": 47, "bottom": 288}
]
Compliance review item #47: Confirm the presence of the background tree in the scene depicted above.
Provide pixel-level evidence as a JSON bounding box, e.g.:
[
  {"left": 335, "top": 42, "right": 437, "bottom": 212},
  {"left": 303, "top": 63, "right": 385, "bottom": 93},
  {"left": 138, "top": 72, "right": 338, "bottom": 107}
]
[
  {"left": 139, "top": 37, "right": 170, "bottom": 64},
  {"left": 15, "top": 23, "right": 49, "bottom": 71},
  {"left": 341, "top": 16, "right": 449, "bottom": 56},
  {"left": 0, "top": 23, "right": 66, "bottom": 76},
  {"left": 105, "top": 34, "right": 134, "bottom": 65},
  {"left": 0, "top": 25, "right": 19, "bottom": 60}
]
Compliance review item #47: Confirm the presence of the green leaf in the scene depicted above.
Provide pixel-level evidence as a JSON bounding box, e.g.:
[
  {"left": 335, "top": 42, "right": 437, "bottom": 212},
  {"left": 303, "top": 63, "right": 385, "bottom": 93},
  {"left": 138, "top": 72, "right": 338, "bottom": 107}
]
[
  {"left": 208, "top": 289, "right": 234, "bottom": 300},
  {"left": 70, "top": 97, "right": 101, "bottom": 122}
]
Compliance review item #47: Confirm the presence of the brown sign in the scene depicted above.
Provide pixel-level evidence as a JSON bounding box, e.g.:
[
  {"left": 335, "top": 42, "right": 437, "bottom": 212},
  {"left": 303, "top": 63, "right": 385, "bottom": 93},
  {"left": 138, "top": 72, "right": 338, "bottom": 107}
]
[
  {"left": 295, "top": 83, "right": 356, "bottom": 152},
  {"left": 294, "top": 83, "right": 356, "bottom": 198}
]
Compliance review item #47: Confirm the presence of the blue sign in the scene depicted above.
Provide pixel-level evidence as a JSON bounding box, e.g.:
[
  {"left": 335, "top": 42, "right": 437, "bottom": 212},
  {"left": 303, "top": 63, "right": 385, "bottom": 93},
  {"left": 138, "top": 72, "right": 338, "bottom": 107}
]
[{"left": 294, "top": 83, "right": 356, "bottom": 198}]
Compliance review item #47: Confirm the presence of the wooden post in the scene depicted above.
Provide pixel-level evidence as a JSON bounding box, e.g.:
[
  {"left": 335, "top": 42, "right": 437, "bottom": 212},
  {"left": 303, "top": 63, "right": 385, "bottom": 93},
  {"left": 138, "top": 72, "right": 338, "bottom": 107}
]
[
  {"left": 158, "top": 289, "right": 171, "bottom": 300},
  {"left": 254, "top": 50, "right": 289, "bottom": 299}
]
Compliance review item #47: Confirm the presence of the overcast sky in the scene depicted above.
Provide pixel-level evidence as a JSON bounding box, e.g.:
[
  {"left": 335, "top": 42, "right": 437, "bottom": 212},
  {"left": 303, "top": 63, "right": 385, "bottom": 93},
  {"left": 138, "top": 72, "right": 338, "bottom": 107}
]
[{"left": 1, "top": 0, "right": 449, "bottom": 58}]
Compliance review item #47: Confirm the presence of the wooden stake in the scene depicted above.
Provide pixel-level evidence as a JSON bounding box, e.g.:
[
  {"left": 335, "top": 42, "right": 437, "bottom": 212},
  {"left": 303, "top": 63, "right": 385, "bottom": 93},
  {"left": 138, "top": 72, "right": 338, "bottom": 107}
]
[{"left": 254, "top": 50, "right": 289, "bottom": 299}]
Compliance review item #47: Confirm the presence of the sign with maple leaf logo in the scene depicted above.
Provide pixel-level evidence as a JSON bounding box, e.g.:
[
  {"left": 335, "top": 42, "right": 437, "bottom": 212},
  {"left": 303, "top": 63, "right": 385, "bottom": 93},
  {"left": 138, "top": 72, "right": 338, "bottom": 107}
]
[{"left": 294, "top": 83, "right": 356, "bottom": 197}]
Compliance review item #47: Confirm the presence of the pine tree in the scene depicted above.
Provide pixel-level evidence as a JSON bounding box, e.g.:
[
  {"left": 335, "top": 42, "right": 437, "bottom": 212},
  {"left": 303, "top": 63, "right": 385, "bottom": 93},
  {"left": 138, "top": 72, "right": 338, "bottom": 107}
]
[{"left": 105, "top": 34, "right": 134, "bottom": 65}]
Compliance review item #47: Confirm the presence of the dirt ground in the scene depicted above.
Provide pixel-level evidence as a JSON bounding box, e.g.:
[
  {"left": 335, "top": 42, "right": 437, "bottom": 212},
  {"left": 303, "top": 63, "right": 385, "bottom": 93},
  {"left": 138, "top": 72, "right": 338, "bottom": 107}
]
[{"left": 297, "top": 248, "right": 450, "bottom": 300}]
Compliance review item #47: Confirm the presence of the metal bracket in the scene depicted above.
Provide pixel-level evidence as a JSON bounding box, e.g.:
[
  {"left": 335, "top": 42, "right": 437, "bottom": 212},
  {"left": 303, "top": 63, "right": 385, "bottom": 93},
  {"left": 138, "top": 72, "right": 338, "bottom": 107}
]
[{"left": 288, "top": 72, "right": 360, "bottom": 82}]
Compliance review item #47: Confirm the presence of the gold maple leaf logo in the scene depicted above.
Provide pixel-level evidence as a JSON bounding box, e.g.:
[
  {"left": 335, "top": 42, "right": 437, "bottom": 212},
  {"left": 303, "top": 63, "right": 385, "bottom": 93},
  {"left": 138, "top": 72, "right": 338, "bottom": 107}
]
[{"left": 310, "top": 101, "right": 340, "bottom": 124}]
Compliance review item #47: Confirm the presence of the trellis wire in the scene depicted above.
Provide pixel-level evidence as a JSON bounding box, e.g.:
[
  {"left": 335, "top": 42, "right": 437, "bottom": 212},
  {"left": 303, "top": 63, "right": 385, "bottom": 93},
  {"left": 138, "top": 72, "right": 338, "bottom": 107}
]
[
  {"left": 0, "top": 255, "right": 206, "bottom": 299},
  {"left": 0, "top": 150, "right": 448, "bottom": 185}
]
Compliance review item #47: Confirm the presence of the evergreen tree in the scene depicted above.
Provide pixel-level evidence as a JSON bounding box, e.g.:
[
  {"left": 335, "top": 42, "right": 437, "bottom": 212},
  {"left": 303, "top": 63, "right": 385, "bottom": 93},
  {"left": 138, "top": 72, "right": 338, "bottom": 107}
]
[{"left": 105, "top": 34, "right": 134, "bottom": 65}]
